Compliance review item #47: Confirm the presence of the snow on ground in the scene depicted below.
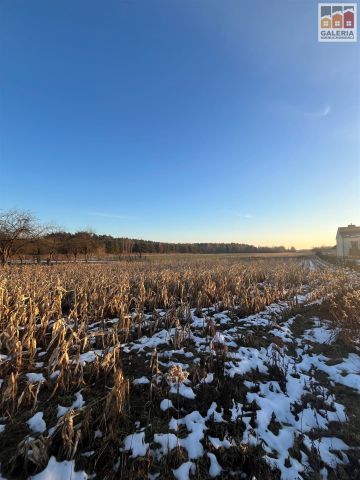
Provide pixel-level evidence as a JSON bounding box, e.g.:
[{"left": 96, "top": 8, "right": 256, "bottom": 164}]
[
  {"left": 57, "top": 391, "right": 85, "bottom": 418},
  {"left": 303, "top": 317, "right": 335, "bottom": 344},
  {"left": 133, "top": 376, "right": 150, "bottom": 385},
  {"left": 298, "top": 352, "right": 360, "bottom": 392},
  {"left": 121, "top": 431, "right": 149, "bottom": 458},
  {"left": 169, "top": 382, "right": 196, "bottom": 399},
  {"left": 130, "top": 329, "right": 171, "bottom": 352},
  {"left": 3, "top": 263, "right": 359, "bottom": 480},
  {"left": 78, "top": 350, "right": 103, "bottom": 365},
  {"left": 26, "top": 373, "right": 46, "bottom": 383},
  {"left": 160, "top": 398, "right": 174, "bottom": 411},
  {"left": 172, "top": 461, "right": 195, "bottom": 480},
  {"left": 27, "top": 412, "right": 46, "bottom": 433},
  {"left": 31, "top": 456, "right": 87, "bottom": 480},
  {"left": 109, "top": 287, "right": 359, "bottom": 479}
]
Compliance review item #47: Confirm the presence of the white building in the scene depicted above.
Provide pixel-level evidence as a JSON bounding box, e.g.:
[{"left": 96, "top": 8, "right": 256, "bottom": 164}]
[{"left": 336, "top": 224, "right": 360, "bottom": 258}]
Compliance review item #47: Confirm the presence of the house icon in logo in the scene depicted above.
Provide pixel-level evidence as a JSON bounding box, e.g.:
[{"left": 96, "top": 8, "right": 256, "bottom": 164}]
[
  {"left": 320, "top": 5, "right": 332, "bottom": 28},
  {"left": 332, "top": 6, "right": 343, "bottom": 28},
  {"left": 321, "top": 16, "right": 331, "bottom": 28},
  {"left": 344, "top": 6, "right": 355, "bottom": 28}
]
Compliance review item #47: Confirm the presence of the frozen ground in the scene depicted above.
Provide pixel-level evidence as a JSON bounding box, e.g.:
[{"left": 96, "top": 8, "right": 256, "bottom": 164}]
[{"left": 0, "top": 260, "right": 359, "bottom": 479}]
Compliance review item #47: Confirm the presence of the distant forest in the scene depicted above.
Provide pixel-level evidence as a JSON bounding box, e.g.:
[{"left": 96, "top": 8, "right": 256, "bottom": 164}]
[
  {"left": 32, "top": 231, "right": 293, "bottom": 261},
  {"left": 0, "top": 209, "right": 295, "bottom": 264}
]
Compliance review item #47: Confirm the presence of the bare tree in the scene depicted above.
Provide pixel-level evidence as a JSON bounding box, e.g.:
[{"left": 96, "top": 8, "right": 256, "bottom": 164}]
[
  {"left": 0, "top": 209, "right": 47, "bottom": 266},
  {"left": 44, "top": 233, "right": 61, "bottom": 265},
  {"left": 76, "top": 231, "right": 98, "bottom": 262}
]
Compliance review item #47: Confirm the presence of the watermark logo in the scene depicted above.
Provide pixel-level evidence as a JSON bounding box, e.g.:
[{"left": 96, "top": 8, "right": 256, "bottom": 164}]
[{"left": 318, "top": 3, "right": 357, "bottom": 42}]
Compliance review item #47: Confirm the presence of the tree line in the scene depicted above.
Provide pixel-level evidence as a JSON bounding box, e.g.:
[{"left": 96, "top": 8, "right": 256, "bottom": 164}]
[{"left": 0, "top": 209, "right": 293, "bottom": 265}]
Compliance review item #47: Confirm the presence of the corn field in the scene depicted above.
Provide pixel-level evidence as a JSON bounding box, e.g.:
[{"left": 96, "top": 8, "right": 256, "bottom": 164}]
[{"left": 0, "top": 257, "right": 359, "bottom": 480}]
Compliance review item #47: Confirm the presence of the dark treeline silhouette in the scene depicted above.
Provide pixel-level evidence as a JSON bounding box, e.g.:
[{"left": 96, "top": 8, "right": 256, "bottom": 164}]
[
  {"left": 29, "top": 231, "right": 291, "bottom": 261},
  {"left": 98, "top": 235, "right": 290, "bottom": 255},
  {"left": 1, "top": 209, "right": 293, "bottom": 264},
  {"left": 11, "top": 231, "right": 292, "bottom": 263}
]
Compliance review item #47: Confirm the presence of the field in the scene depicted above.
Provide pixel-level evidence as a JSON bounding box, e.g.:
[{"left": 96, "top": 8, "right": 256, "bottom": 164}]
[{"left": 0, "top": 256, "right": 359, "bottom": 480}]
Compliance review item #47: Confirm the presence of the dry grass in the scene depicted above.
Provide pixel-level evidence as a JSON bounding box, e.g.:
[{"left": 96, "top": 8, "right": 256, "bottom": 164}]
[
  {"left": 327, "top": 285, "right": 360, "bottom": 346},
  {"left": 0, "top": 257, "right": 358, "bottom": 479}
]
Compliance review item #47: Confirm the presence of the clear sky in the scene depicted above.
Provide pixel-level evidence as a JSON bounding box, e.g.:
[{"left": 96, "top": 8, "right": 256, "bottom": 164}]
[{"left": 1, "top": 0, "right": 359, "bottom": 248}]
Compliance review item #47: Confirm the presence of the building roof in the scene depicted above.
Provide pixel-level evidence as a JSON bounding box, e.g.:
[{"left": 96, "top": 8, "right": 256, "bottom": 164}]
[{"left": 337, "top": 224, "right": 360, "bottom": 237}]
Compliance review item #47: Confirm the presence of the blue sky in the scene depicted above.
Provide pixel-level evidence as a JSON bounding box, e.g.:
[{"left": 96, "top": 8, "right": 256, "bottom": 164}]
[{"left": 1, "top": 0, "right": 359, "bottom": 248}]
